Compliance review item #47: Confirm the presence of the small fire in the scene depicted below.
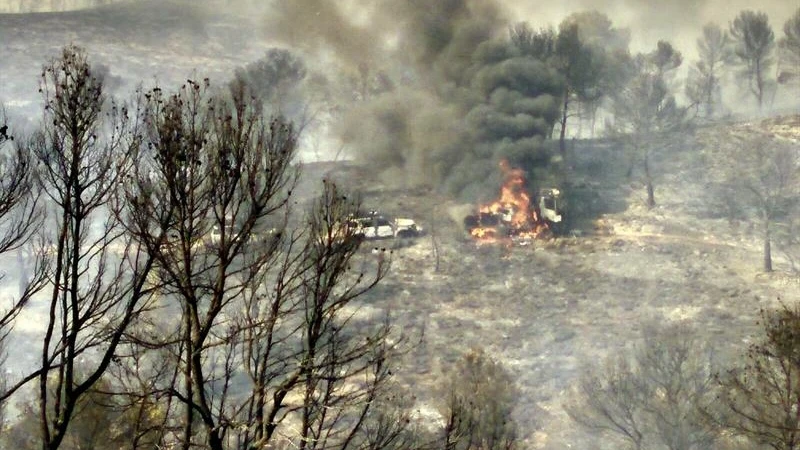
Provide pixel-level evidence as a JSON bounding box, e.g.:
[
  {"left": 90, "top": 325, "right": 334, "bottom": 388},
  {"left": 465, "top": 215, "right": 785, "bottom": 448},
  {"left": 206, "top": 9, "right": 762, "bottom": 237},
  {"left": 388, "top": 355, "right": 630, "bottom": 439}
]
[{"left": 465, "top": 160, "right": 550, "bottom": 244}]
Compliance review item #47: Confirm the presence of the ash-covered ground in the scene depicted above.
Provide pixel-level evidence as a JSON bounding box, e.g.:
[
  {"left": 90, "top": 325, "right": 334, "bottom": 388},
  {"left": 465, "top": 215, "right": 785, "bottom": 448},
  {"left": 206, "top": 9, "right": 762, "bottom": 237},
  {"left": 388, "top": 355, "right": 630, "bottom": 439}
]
[
  {"left": 321, "top": 116, "right": 800, "bottom": 448},
  {"left": 1, "top": 2, "right": 799, "bottom": 448}
]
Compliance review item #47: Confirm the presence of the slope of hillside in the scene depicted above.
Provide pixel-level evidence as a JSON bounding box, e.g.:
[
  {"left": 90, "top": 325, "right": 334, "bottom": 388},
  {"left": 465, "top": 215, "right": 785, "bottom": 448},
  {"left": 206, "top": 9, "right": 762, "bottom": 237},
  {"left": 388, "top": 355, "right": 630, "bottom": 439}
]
[
  {"left": 330, "top": 115, "right": 800, "bottom": 448},
  {"left": 0, "top": 0, "right": 126, "bottom": 14},
  {"left": 1, "top": 2, "right": 798, "bottom": 443},
  {"left": 0, "top": 1, "right": 266, "bottom": 123}
]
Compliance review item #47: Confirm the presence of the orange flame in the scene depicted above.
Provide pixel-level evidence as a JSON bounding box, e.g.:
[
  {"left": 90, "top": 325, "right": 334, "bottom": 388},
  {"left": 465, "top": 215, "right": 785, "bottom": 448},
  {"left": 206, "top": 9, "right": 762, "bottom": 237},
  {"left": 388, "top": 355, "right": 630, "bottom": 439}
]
[{"left": 468, "top": 160, "right": 550, "bottom": 243}]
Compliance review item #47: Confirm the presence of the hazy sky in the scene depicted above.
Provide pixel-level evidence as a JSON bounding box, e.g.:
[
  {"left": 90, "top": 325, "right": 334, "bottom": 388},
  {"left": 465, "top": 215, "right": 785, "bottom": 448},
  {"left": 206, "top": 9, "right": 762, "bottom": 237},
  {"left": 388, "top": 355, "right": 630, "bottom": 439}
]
[{"left": 1, "top": 0, "right": 795, "bottom": 60}]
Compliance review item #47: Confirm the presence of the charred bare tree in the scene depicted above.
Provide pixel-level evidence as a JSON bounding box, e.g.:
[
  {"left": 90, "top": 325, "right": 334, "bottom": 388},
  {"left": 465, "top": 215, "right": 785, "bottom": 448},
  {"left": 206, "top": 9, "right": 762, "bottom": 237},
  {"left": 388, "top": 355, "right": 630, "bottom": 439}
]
[
  {"left": 352, "top": 386, "right": 428, "bottom": 450},
  {"left": 565, "top": 322, "right": 718, "bottom": 450},
  {"left": 0, "top": 110, "right": 48, "bottom": 412},
  {"left": 567, "top": 355, "right": 648, "bottom": 450},
  {"left": 120, "top": 78, "right": 293, "bottom": 449},
  {"left": 122, "top": 77, "right": 403, "bottom": 450},
  {"left": 23, "top": 45, "right": 154, "bottom": 450},
  {"left": 440, "top": 348, "right": 519, "bottom": 450},
  {"left": 3, "top": 373, "right": 164, "bottom": 450},
  {"left": 714, "top": 303, "right": 800, "bottom": 449},
  {"left": 636, "top": 323, "right": 718, "bottom": 450},
  {"left": 706, "top": 130, "right": 800, "bottom": 272},
  {"left": 0, "top": 111, "right": 42, "bottom": 260}
]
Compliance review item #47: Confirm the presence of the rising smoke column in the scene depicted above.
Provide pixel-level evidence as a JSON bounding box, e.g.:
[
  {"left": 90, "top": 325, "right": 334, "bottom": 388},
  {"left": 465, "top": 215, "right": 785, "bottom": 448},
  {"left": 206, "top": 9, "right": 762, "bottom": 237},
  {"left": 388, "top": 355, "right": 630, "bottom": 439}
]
[{"left": 265, "top": 0, "right": 563, "bottom": 200}]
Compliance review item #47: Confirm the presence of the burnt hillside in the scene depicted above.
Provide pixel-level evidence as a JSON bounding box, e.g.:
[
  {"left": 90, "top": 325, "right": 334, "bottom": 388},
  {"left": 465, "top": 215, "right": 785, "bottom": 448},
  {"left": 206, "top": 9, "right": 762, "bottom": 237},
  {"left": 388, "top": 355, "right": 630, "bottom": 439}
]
[{"left": 318, "top": 115, "right": 800, "bottom": 448}]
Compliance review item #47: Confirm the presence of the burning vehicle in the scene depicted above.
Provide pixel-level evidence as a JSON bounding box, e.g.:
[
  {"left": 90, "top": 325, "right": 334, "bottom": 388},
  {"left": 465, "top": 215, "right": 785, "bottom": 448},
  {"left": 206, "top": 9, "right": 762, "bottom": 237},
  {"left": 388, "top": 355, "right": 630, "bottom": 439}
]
[{"left": 463, "top": 160, "right": 562, "bottom": 243}]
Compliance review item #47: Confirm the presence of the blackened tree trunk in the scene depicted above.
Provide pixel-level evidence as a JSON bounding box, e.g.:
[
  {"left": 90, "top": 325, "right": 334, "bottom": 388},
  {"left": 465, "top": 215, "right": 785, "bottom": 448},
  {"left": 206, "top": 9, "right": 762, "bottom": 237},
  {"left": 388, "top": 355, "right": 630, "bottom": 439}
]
[
  {"left": 123, "top": 78, "right": 405, "bottom": 450},
  {"left": 559, "top": 88, "right": 570, "bottom": 159},
  {"left": 32, "top": 44, "right": 152, "bottom": 450},
  {"left": 755, "top": 59, "right": 764, "bottom": 109},
  {"left": 730, "top": 10, "right": 775, "bottom": 111},
  {"left": 763, "top": 214, "right": 773, "bottom": 272},
  {"left": 644, "top": 150, "right": 655, "bottom": 208}
]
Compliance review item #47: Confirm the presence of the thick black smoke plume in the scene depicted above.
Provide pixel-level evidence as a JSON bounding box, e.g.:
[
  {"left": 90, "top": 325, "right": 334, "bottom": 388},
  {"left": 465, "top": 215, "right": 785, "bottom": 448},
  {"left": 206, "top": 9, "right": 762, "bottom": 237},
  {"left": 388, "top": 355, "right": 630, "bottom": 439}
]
[{"left": 265, "top": 0, "right": 563, "bottom": 200}]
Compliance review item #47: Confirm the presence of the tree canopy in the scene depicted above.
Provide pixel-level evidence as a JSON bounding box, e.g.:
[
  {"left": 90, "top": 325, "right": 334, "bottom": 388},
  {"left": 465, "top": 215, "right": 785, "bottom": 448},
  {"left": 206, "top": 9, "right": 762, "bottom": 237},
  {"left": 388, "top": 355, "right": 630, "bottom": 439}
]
[{"left": 730, "top": 10, "right": 776, "bottom": 108}]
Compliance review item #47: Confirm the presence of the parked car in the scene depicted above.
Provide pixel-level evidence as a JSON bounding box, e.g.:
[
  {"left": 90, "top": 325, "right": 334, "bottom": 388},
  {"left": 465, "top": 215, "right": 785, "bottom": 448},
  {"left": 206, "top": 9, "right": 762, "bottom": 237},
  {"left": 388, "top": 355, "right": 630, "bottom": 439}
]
[
  {"left": 349, "top": 215, "right": 395, "bottom": 240},
  {"left": 348, "top": 212, "right": 424, "bottom": 241},
  {"left": 393, "top": 218, "right": 423, "bottom": 238}
]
